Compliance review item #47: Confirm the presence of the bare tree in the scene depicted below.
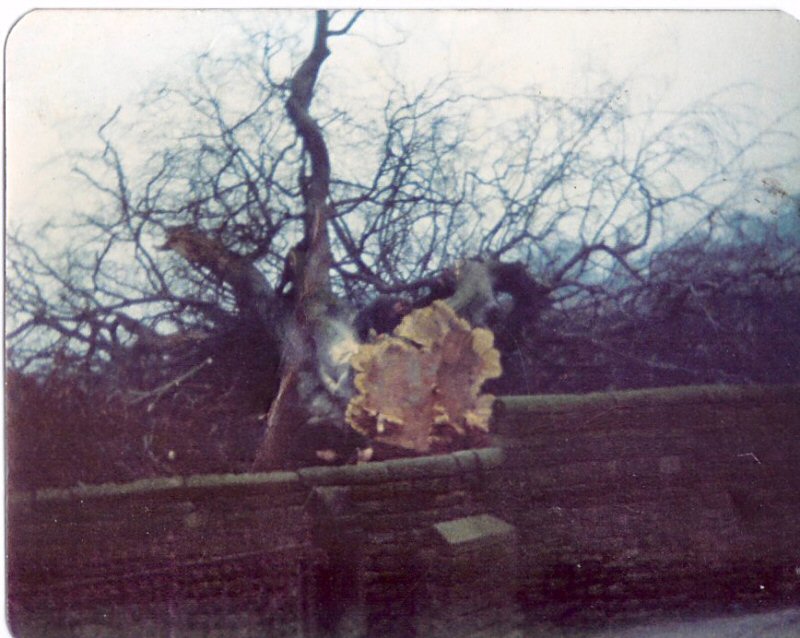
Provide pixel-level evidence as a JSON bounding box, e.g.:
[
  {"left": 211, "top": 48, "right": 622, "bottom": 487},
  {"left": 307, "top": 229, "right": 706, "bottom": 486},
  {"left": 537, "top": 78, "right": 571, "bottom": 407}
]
[{"left": 7, "top": 11, "right": 799, "bottom": 480}]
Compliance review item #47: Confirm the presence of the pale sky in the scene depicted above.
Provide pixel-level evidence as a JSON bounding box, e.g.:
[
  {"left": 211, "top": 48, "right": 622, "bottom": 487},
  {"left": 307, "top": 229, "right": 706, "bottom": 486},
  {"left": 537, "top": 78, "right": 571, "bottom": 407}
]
[{"left": 5, "top": 8, "right": 800, "bottom": 230}]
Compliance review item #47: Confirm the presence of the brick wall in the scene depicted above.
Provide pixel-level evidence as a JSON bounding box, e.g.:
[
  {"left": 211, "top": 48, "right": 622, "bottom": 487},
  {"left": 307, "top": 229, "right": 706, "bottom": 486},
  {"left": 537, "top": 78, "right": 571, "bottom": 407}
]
[
  {"left": 7, "top": 452, "right": 513, "bottom": 637},
  {"left": 7, "top": 472, "right": 318, "bottom": 637},
  {"left": 490, "top": 384, "right": 800, "bottom": 625},
  {"left": 7, "top": 384, "right": 800, "bottom": 636}
]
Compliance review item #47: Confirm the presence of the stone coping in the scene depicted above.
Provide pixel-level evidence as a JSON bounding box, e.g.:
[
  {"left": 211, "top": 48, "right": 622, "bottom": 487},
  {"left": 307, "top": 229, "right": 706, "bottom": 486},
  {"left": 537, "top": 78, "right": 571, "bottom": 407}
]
[
  {"left": 497, "top": 383, "right": 800, "bottom": 415},
  {"left": 10, "top": 447, "right": 506, "bottom": 507}
]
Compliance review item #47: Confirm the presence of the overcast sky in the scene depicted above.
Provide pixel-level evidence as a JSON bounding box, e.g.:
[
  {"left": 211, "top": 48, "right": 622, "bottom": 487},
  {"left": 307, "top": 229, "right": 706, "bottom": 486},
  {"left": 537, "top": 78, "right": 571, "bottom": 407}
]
[{"left": 5, "top": 8, "right": 800, "bottom": 231}]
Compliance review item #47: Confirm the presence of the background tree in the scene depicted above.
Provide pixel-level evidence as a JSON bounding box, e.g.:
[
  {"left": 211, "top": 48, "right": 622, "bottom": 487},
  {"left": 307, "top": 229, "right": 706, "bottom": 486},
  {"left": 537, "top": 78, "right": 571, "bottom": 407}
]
[{"left": 6, "top": 11, "right": 800, "bottom": 485}]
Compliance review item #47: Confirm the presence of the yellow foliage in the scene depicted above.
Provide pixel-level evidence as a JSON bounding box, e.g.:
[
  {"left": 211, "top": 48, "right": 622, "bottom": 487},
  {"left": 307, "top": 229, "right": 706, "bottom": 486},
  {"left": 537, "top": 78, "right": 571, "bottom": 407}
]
[{"left": 346, "top": 301, "right": 502, "bottom": 454}]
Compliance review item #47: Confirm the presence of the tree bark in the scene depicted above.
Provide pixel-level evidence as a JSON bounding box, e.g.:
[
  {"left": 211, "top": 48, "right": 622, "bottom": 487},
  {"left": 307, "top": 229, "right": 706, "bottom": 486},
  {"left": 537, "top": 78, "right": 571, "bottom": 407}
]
[{"left": 252, "top": 11, "right": 345, "bottom": 470}]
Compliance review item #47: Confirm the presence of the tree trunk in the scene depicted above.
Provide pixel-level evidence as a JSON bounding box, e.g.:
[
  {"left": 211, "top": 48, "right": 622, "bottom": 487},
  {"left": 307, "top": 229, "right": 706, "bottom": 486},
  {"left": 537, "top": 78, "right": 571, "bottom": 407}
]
[{"left": 252, "top": 11, "right": 344, "bottom": 471}]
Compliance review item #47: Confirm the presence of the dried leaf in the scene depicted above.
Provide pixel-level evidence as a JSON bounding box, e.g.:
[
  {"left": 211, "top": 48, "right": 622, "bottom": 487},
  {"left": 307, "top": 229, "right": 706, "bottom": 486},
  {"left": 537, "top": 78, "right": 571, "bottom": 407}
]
[
  {"left": 346, "top": 301, "right": 502, "bottom": 454},
  {"left": 348, "top": 337, "right": 439, "bottom": 451},
  {"left": 395, "top": 300, "right": 470, "bottom": 347}
]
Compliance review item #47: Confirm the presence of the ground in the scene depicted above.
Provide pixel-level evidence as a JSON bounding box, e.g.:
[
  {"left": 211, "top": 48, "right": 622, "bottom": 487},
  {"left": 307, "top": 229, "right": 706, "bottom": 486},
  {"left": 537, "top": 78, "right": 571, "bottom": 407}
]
[{"left": 527, "top": 607, "right": 800, "bottom": 638}]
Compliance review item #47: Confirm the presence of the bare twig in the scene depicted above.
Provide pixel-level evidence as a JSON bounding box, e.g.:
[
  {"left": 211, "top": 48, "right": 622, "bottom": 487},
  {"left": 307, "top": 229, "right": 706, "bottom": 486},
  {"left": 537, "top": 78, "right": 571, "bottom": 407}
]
[{"left": 126, "top": 356, "right": 214, "bottom": 411}]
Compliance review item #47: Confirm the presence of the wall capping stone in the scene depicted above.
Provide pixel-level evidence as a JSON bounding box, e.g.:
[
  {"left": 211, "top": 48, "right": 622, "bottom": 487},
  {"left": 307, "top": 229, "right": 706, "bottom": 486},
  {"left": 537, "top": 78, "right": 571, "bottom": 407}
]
[
  {"left": 14, "top": 448, "right": 506, "bottom": 505},
  {"left": 497, "top": 383, "right": 800, "bottom": 416},
  {"left": 433, "top": 513, "right": 516, "bottom": 548}
]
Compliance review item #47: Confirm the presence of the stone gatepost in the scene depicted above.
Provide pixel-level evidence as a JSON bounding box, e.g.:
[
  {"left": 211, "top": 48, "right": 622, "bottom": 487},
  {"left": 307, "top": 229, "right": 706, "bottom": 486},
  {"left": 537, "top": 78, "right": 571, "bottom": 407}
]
[{"left": 417, "top": 514, "right": 522, "bottom": 638}]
